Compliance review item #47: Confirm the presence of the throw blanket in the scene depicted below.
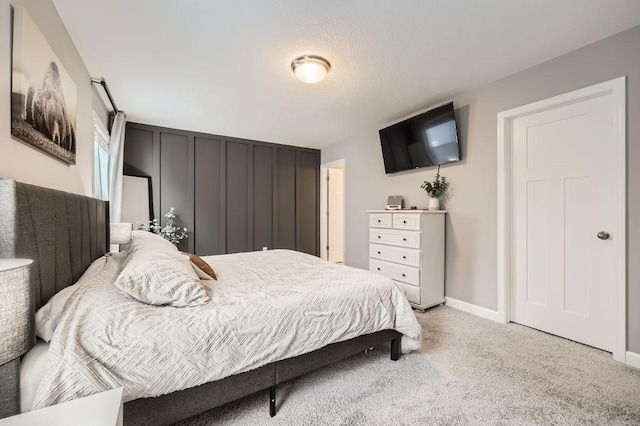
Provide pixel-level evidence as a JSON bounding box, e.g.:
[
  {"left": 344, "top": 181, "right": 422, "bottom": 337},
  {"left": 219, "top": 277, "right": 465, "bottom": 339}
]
[{"left": 32, "top": 249, "right": 421, "bottom": 408}]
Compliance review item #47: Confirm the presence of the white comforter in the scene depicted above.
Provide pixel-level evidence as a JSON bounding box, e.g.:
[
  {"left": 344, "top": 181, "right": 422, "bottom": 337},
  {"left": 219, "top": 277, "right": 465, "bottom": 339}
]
[{"left": 32, "top": 249, "right": 421, "bottom": 409}]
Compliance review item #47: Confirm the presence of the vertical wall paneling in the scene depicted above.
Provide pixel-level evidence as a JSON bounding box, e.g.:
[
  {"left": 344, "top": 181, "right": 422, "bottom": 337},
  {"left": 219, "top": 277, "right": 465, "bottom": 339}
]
[
  {"left": 194, "top": 137, "right": 222, "bottom": 255},
  {"left": 187, "top": 136, "right": 195, "bottom": 253},
  {"left": 226, "top": 141, "right": 249, "bottom": 253},
  {"left": 219, "top": 141, "right": 227, "bottom": 254},
  {"left": 124, "top": 123, "right": 320, "bottom": 256},
  {"left": 253, "top": 145, "right": 274, "bottom": 250},
  {"left": 159, "top": 132, "right": 192, "bottom": 252},
  {"left": 299, "top": 151, "right": 320, "bottom": 255},
  {"left": 315, "top": 151, "right": 320, "bottom": 256},
  {"left": 276, "top": 148, "right": 297, "bottom": 250},
  {"left": 295, "top": 151, "right": 301, "bottom": 251},
  {"left": 152, "top": 129, "right": 161, "bottom": 221},
  {"left": 272, "top": 146, "right": 279, "bottom": 248},
  {"left": 247, "top": 143, "right": 254, "bottom": 251}
]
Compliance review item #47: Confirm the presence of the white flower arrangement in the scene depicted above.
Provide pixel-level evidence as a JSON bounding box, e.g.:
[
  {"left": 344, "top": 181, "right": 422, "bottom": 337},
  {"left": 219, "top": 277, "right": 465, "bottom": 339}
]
[{"left": 140, "top": 207, "right": 188, "bottom": 246}]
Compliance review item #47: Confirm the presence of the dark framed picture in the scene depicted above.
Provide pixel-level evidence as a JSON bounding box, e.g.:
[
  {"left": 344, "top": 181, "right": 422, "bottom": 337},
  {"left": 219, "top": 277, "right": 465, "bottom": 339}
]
[{"left": 11, "top": 7, "right": 77, "bottom": 165}]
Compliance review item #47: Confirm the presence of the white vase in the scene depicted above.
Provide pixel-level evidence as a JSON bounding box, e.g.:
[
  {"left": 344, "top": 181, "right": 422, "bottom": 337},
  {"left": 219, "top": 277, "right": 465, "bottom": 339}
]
[{"left": 428, "top": 197, "right": 440, "bottom": 210}]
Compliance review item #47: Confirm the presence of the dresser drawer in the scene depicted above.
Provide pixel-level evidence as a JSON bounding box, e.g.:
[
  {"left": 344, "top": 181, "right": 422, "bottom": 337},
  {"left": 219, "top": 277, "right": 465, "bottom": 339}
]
[
  {"left": 392, "top": 213, "right": 421, "bottom": 231},
  {"left": 369, "top": 213, "right": 392, "bottom": 228},
  {"left": 369, "top": 259, "right": 420, "bottom": 286},
  {"left": 394, "top": 281, "right": 421, "bottom": 305},
  {"left": 369, "top": 243, "right": 421, "bottom": 267},
  {"left": 369, "top": 229, "right": 420, "bottom": 249}
]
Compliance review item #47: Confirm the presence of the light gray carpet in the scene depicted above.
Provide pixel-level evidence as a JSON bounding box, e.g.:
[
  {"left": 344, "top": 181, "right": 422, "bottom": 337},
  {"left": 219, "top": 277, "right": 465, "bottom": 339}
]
[{"left": 175, "top": 306, "right": 640, "bottom": 425}]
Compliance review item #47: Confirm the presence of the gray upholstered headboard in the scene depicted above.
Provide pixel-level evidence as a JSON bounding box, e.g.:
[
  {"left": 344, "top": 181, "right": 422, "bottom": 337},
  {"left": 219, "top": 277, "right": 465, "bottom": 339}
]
[
  {"left": 0, "top": 179, "right": 109, "bottom": 310},
  {"left": 0, "top": 179, "right": 109, "bottom": 417}
]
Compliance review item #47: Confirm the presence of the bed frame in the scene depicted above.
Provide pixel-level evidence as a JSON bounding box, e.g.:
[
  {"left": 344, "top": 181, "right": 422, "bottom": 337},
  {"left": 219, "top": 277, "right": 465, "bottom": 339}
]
[{"left": 0, "top": 179, "right": 402, "bottom": 425}]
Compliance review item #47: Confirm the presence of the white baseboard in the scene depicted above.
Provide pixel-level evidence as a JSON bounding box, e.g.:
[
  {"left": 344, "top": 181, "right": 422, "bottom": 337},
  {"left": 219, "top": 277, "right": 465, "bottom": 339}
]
[
  {"left": 626, "top": 351, "right": 640, "bottom": 369},
  {"left": 445, "top": 297, "right": 499, "bottom": 322}
]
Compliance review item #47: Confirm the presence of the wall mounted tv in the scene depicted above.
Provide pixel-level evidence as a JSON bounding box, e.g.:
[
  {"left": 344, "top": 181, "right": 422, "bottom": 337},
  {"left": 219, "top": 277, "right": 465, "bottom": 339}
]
[{"left": 379, "top": 102, "right": 460, "bottom": 174}]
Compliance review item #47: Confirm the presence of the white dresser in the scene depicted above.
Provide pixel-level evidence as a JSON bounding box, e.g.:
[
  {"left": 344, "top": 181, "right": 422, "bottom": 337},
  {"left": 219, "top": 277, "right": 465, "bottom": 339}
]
[{"left": 368, "top": 210, "right": 446, "bottom": 311}]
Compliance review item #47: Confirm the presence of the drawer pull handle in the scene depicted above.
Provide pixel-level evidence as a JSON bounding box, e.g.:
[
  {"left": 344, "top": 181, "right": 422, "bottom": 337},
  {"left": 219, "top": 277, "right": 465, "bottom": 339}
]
[
  {"left": 378, "top": 236, "right": 381, "bottom": 239},
  {"left": 402, "top": 273, "right": 406, "bottom": 277},
  {"left": 403, "top": 238, "right": 407, "bottom": 241},
  {"left": 403, "top": 220, "right": 407, "bottom": 224},
  {"left": 377, "top": 219, "right": 381, "bottom": 223},
  {"left": 377, "top": 267, "right": 381, "bottom": 271},
  {"left": 377, "top": 251, "right": 381, "bottom": 254},
  {"left": 402, "top": 256, "right": 406, "bottom": 259}
]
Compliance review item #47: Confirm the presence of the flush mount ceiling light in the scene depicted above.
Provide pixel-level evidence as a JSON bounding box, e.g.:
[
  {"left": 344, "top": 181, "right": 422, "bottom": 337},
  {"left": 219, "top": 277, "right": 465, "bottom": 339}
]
[{"left": 291, "top": 55, "right": 331, "bottom": 84}]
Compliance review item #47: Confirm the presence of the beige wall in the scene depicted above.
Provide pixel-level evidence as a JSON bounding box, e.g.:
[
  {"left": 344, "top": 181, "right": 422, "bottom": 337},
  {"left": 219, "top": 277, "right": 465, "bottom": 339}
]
[
  {"left": 322, "top": 25, "right": 640, "bottom": 353},
  {"left": 0, "top": 0, "right": 106, "bottom": 196}
]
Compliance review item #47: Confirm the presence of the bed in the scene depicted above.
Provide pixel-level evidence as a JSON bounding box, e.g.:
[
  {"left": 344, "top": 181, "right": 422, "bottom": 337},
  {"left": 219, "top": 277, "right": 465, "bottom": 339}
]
[{"left": 0, "top": 179, "right": 421, "bottom": 425}]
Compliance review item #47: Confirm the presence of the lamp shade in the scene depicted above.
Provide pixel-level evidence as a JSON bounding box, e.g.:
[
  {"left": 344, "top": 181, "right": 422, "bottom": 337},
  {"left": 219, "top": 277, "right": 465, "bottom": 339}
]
[
  {"left": 110, "top": 223, "right": 133, "bottom": 245},
  {"left": 0, "top": 259, "right": 34, "bottom": 365}
]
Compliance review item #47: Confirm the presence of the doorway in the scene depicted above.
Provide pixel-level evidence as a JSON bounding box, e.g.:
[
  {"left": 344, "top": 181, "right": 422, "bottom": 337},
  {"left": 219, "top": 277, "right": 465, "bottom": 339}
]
[
  {"left": 320, "top": 159, "right": 345, "bottom": 263},
  {"left": 497, "top": 77, "right": 626, "bottom": 362}
]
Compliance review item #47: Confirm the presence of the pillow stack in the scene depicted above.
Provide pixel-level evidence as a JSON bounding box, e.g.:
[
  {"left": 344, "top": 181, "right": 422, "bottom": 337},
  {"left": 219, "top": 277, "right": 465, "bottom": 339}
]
[{"left": 114, "top": 231, "right": 210, "bottom": 307}]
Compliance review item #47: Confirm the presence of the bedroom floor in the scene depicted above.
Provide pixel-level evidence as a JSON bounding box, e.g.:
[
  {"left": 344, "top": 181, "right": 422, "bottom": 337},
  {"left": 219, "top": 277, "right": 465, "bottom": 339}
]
[{"left": 175, "top": 305, "right": 640, "bottom": 425}]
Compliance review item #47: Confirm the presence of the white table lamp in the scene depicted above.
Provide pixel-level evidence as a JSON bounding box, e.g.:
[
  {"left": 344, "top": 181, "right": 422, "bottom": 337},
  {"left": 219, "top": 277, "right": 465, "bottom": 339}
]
[{"left": 110, "top": 223, "right": 133, "bottom": 245}]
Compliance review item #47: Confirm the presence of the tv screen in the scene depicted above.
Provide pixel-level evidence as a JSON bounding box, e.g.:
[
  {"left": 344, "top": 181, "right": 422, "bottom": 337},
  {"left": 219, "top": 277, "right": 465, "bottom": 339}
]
[{"left": 379, "top": 102, "right": 460, "bottom": 174}]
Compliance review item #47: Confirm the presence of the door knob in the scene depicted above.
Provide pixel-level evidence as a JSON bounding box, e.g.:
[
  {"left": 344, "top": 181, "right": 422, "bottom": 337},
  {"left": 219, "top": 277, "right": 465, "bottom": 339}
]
[{"left": 597, "top": 231, "right": 610, "bottom": 240}]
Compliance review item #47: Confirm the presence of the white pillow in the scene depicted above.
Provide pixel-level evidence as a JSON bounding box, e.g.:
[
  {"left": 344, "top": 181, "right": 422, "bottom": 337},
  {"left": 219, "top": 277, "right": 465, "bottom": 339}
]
[
  {"left": 35, "top": 255, "right": 109, "bottom": 341},
  {"left": 129, "top": 230, "right": 179, "bottom": 252},
  {"left": 114, "top": 231, "right": 210, "bottom": 307}
]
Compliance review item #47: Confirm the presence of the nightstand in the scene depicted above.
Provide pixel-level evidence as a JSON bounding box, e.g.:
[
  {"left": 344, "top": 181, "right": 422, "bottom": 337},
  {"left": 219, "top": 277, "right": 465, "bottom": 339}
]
[{"left": 0, "top": 388, "right": 123, "bottom": 426}]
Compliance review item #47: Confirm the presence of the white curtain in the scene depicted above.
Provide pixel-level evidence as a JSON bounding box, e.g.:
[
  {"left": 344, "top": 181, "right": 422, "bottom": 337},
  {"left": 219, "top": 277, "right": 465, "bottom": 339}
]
[{"left": 108, "top": 111, "right": 127, "bottom": 222}]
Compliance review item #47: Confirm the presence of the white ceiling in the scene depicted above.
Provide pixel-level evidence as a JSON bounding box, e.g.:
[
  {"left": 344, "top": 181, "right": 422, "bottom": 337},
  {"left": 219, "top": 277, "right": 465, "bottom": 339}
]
[{"left": 53, "top": 0, "right": 640, "bottom": 149}]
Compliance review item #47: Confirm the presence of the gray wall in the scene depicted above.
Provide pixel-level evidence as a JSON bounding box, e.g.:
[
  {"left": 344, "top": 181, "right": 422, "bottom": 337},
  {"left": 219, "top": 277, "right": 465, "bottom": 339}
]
[
  {"left": 322, "top": 25, "right": 640, "bottom": 353},
  {"left": 0, "top": 0, "right": 109, "bottom": 196},
  {"left": 124, "top": 122, "right": 321, "bottom": 257}
]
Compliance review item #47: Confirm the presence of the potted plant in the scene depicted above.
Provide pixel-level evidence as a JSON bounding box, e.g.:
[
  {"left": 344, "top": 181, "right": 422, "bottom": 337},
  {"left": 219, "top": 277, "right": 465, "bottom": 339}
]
[
  {"left": 420, "top": 165, "right": 449, "bottom": 210},
  {"left": 140, "top": 207, "right": 188, "bottom": 246}
]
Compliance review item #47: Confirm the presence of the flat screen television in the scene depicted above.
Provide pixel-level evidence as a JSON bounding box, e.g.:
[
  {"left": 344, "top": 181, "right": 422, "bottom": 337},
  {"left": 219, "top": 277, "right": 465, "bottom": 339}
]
[{"left": 379, "top": 102, "right": 460, "bottom": 174}]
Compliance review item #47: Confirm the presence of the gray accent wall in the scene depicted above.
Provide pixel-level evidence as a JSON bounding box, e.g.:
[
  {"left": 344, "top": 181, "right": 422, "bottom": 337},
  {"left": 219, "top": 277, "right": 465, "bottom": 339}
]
[
  {"left": 124, "top": 122, "right": 320, "bottom": 257},
  {"left": 321, "top": 25, "right": 640, "bottom": 353},
  {"left": 194, "top": 138, "right": 221, "bottom": 255}
]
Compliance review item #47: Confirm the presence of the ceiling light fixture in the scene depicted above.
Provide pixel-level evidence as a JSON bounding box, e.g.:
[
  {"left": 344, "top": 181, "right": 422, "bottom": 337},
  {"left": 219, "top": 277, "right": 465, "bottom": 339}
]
[{"left": 291, "top": 55, "right": 331, "bottom": 84}]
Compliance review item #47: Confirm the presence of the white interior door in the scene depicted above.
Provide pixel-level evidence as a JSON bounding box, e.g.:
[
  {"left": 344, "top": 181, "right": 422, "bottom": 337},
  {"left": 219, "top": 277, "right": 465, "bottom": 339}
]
[
  {"left": 327, "top": 167, "right": 344, "bottom": 263},
  {"left": 510, "top": 86, "right": 623, "bottom": 353}
]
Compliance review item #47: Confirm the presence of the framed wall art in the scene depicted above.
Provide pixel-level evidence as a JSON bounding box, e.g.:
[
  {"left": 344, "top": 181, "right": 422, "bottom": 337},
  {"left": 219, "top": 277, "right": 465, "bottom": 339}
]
[{"left": 11, "top": 7, "right": 77, "bottom": 165}]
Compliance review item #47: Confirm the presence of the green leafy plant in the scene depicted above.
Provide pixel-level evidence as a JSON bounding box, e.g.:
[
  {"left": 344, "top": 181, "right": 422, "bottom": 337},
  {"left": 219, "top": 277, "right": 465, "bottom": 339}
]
[
  {"left": 420, "top": 165, "right": 449, "bottom": 198},
  {"left": 140, "top": 208, "right": 188, "bottom": 246}
]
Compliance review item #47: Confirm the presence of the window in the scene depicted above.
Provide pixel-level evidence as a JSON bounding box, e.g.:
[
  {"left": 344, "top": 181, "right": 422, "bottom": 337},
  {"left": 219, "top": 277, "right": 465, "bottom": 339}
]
[{"left": 93, "top": 111, "right": 110, "bottom": 201}]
